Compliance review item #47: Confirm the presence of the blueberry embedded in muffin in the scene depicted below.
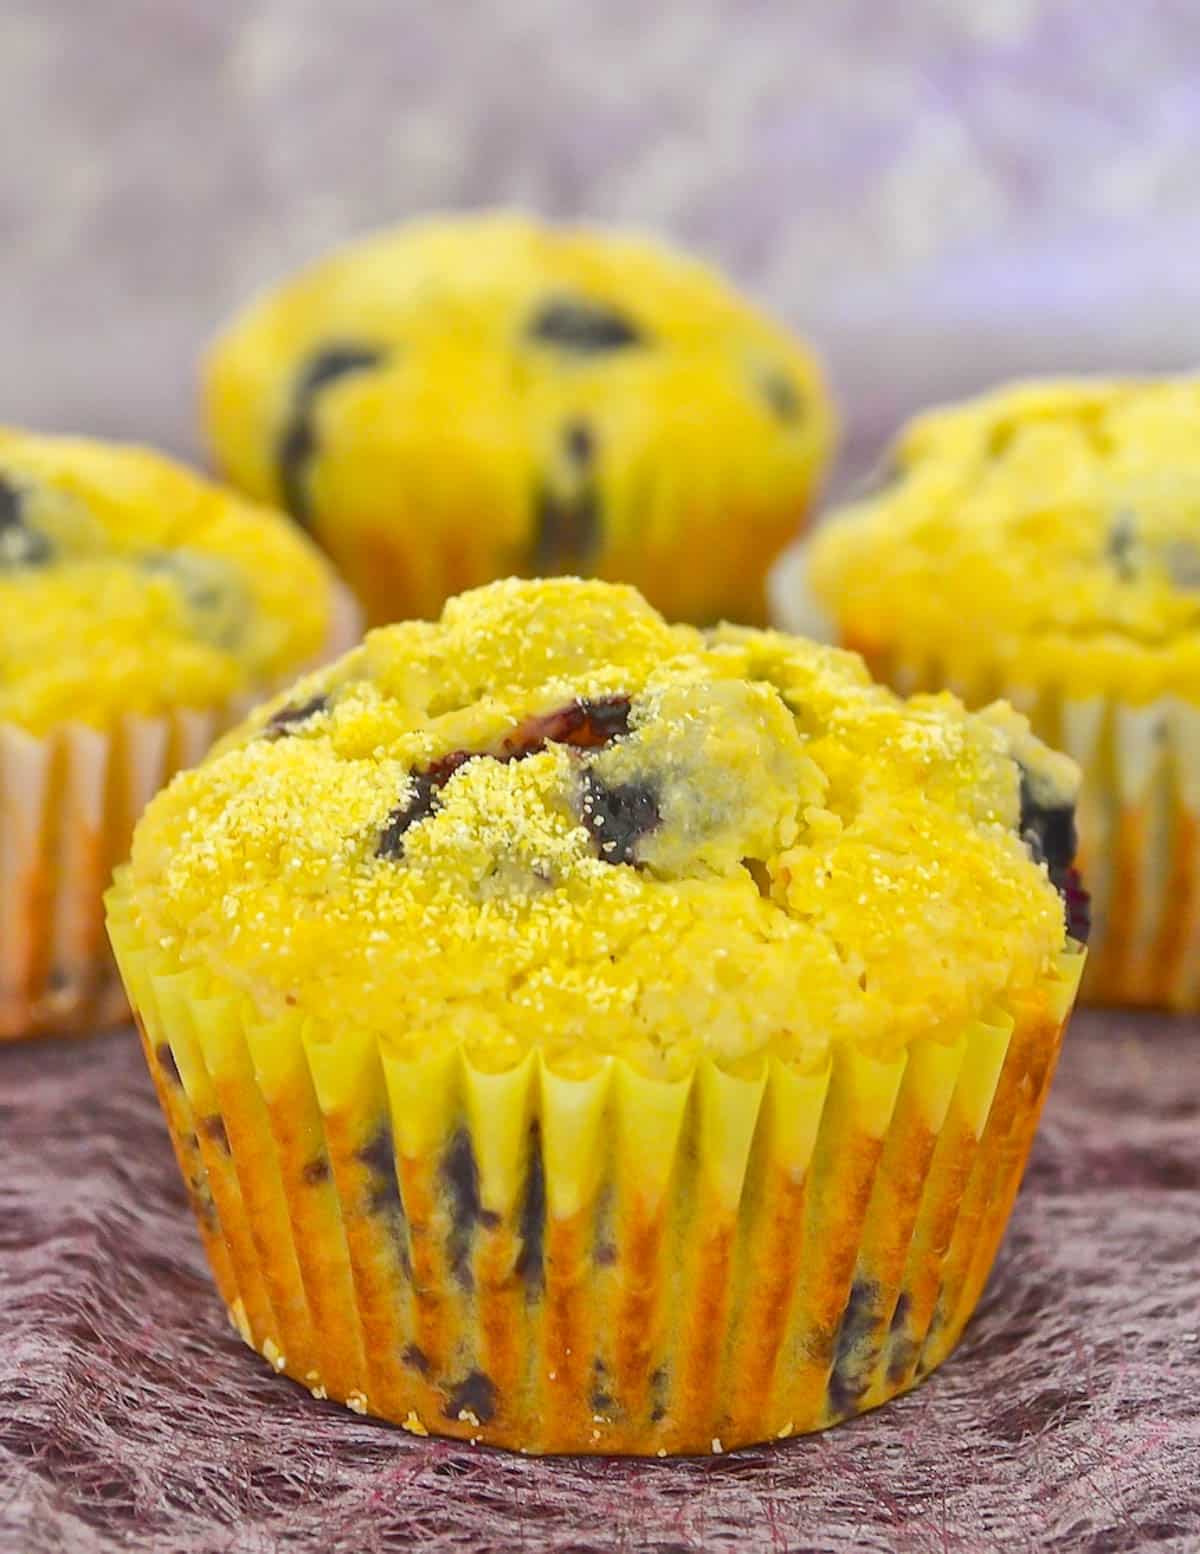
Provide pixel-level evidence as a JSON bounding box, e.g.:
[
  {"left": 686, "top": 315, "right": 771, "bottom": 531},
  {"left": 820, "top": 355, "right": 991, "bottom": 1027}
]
[
  {"left": 277, "top": 343, "right": 389, "bottom": 525},
  {"left": 0, "top": 475, "right": 53, "bottom": 567}
]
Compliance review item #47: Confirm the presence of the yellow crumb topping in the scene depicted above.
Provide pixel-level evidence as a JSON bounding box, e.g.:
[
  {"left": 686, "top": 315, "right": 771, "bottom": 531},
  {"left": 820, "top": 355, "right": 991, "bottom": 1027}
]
[
  {"left": 0, "top": 429, "right": 337, "bottom": 735},
  {"left": 808, "top": 377, "right": 1200, "bottom": 703},
  {"left": 122, "top": 578, "right": 1074, "bottom": 1077},
  {"left": 204, "top": 212, "right": 835, "bottom": 627}
]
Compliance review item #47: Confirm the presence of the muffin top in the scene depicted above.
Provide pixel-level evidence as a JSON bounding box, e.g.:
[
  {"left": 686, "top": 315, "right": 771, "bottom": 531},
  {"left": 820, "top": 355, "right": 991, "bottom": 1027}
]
[
  {"left": 807, "top": 378, "right": 1200, "bottom": 699},
  {"left": 203, "top": 213, "right": 833, "bottom": 622},
  {"left": 123, "top": 578, "right": 1080, "bottom": 1079},
  {"left": 0, "top": 430, "right": 339, "bottom": 735}
]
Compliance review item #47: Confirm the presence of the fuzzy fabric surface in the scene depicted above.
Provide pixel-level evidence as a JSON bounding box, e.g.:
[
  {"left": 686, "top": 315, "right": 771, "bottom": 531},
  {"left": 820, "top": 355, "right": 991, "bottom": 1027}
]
[{"left": 1, "top": 1011, "right": 1197, "bottom": 1554}]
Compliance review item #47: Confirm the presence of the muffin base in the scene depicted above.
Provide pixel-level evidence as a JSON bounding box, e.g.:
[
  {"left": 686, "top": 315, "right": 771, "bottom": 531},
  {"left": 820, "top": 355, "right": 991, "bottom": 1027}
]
[
  {"left": 106, "top": 888, "right": 1082, "bottom": 1456},
  {"left": 1, "top": 585, "right": 361, "bottom": 1041}
]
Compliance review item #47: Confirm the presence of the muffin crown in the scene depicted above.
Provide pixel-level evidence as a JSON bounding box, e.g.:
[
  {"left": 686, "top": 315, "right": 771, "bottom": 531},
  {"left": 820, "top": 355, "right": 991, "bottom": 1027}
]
[
  {"left": 0, "top": 429, "right": 337, "bottom": 733},
  {"left": 203, "top": 212, "right": 835, "bottom": 626},
  {"left": 809, "top": 378, "right": 1200, "bottom": 698},
  {"left": 124, "top": 578, "right": 1078, "bottom": 1076}
]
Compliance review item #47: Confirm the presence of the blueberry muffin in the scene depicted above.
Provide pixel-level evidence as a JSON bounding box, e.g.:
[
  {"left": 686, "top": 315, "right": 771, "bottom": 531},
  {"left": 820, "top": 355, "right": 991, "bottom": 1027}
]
[
  {"left": 779, "top": 376, "right": 1200, "bottom": 1011},
  {"left": 0, "top": 429, "right": 358, "bottom": 1039},
  {"left": 203, "top": 213, "right": 835, "bottom": 627},
  {"left": 108, "top": 577, "right": 1083, "bottom": 1453}
]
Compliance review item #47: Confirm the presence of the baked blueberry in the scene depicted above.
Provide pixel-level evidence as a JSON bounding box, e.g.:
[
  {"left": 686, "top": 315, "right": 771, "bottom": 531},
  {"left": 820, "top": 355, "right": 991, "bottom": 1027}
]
[
  {"left": 527, "top": 296, "right": 645, "bottom": 353},
  {"left": 278, "top": 343, "right": 387, "bottom": 523},
  {"left": 0, "top": 476, "right": 52, "bottom": 568}
]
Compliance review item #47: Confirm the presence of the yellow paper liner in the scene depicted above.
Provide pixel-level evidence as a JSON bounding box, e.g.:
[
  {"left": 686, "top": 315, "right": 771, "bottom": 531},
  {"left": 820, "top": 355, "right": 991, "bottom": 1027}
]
[
  {"left": 106, "top": 879, "right": 1083, "bottom": 1455},
  {"left": 1, "top": 584, "right": 361, "bottom": 1041},
  {"left": 769, "top": 541, "right": 1200, "bottom": 1013},
  {"left": 319, "top": 486, "right": 818, "bottom": 632}
]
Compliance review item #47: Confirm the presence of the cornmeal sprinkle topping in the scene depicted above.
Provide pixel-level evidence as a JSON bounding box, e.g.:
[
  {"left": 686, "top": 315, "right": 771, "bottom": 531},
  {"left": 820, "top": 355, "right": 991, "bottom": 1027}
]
[{"left": 124, "top": 578, "right": 1074, "bottom": 1075}]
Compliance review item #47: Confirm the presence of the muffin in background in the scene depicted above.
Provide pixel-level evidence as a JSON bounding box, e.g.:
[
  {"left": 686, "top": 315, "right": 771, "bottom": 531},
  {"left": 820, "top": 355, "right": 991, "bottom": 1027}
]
[
  {"left": 108, "top": 577, "right": 1083, "bottom": 1455},
  {"left": 774, "top": 375, "right": 1200, "bottom": 1011},
  {"left": 0, "top": 429, "right": 359, "bottom": 1040},
  {"left": 203, "top": 213, "right": 835, "bottom": 628}
]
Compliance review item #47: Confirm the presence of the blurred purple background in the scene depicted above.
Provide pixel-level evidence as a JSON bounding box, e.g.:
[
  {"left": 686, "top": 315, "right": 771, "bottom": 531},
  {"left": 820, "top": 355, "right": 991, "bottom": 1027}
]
[{"left": 4, "top": 0, "right": 1200, "bottom": 483}]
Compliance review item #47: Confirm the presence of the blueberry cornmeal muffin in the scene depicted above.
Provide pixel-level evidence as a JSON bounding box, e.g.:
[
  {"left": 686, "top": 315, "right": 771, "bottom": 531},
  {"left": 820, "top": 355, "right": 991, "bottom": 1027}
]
[
  {"left": 778, "top": 377, "right": 1200, "bottom": 1011},
  {"left": 203, "top": 213, "right": 835, "bottom": 628},
  {"left": 106, "top": 577, "right": 1084, "bottom": 1455},
  {"left": 0, "top": 429, "right": 358, "bottom": 1040}
]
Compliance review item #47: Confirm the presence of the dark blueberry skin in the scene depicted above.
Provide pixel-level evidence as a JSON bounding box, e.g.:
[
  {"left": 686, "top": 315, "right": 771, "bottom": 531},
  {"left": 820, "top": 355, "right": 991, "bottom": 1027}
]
[
  {"left": 648, "top": 1365, "right": 670, "bottom": 1424},
  {"left": 444, "top": 1369, "right": 497, "bottom": 1425},
  {"left": 1060, "top": 867, "right": 1092, "bottom": 946},
  {"left": 590, "top": 1358, "right": 613, "bottom": 1414},
  {"left": 356, "top": 1124, "right": 405, "bottom": 1217},
  {"left": 514, "top": 1123, "right": 546, "bottom": 1294},
  {"left": 759, "top": 370, "right": 802, "bottom": 422},
  {"left": 826, "top": 1277, "right": 880, "bottom": 1417},
  {"left": 376, "top": 698, "right": 633, "bottom": 859},
  {"left": 499, "top": 695, "right": 632, "bottom": 758},
  {"left": 199, "top": 1113, "right": 231, "bottom": 1154},
  {"left": 355, "top": 1124, "right": 411, "bottom": 1275},
  {"left": 402, "top": 1343, "right": 431, "bottom": 1377},
  {"left": 376, "top": 756, "right": 472, "bottom": 859},
  {"left": 441, "top": 1128, "right": 500, "bottom": 1292},
  {"left": 278, "top": 343, "right": 387, "bottom": 524},
  {"left": 579, "top": 774, "right": 661, "bottom": 866},
  {"left": 563, "top": 419, "right": 595, "bottom": 466},
  {"left": 530, "top": 482, "right": 600, "bottom": 573},
  {"left": 1018, "top": 771, "right": 1090, "bottom": 944},
  {"left": 1019, "top": 776, "right": 1077, "bottom": 877},
  {"left": 527, "top": 297, "right": 645, "bottom": 354},
  {"left": 264, "top": 694, "right": 329, "bottom": 739},
  {"left": 154, "top": 1041, "right": 182, "bottom": 1086},
  {"left": 1107, "top": 512, "right": 1139, "bottom": 581},
  {"left": 529, "top": 419, "right": 605, "bottom": 571},
  {"left": 0, "top": 476, "right": 52, "bottom": 567}
]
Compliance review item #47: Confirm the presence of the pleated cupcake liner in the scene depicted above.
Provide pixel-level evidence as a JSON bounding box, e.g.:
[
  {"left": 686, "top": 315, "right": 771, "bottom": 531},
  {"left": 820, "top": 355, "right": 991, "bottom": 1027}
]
[
  {"left": 106, "top": 879, "right": 1082, "bottom": 1455},
  {"left": 1, "top": 584, "right": 361, "bottom": 1041},
  {"left": 307, "top": 409, "right": 832, "bottom": 632},
  {"left": 769, "top": 542, "right": 1200, "bottom": 1013}
]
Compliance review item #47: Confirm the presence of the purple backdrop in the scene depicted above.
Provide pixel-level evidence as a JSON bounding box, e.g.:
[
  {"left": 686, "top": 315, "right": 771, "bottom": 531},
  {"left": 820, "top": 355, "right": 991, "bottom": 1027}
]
[{"left": 4, "top": 0, "right": 1200, "bottom": 480}]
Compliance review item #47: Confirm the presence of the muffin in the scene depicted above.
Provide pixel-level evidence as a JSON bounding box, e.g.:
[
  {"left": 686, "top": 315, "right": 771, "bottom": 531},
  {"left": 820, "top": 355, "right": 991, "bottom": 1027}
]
[
  {"left": 203, "top": 213, "right": 835, "bottom": 628},
  {"left": 106, "top": 577, "right": 1084, "bottom": 1454},
  {"left": 0, "top": 429, "right": 359, "bottom": 1040},
  {"left": 778, "top": 376, "right": 1200, "bottom": 1011}
]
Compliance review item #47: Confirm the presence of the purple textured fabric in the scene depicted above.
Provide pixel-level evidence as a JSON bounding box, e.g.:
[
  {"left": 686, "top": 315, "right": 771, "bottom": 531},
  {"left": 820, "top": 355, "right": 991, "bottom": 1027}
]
[{"left": 1, "top": 1012, "right": 1197, "bottom": 1553}]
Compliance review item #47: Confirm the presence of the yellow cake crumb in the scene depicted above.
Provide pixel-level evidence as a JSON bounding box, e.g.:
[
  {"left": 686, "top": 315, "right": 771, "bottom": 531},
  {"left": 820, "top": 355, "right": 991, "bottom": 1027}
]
[
  {"left": 401, "top": 1411, "right": 429, "bottom": 1436},
  {"left": 261, "top": 1338, "right": 287, "bottom": 1372},
  {"left": 808, "top": 377, "right": 1200, "bottom": 702},
  {"left": 120, "top": 578, "right": 1077, "bottom": 1075},
  {"left": 0, "top": 428, "right": 337, "bottom": 734}
]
